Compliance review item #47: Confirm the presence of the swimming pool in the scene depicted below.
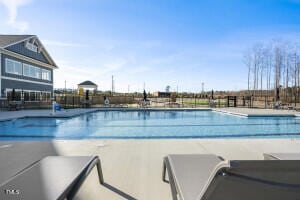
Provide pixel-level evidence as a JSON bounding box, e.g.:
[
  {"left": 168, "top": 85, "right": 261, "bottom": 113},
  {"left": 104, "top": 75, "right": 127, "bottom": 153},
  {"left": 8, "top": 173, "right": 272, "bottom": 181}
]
[{"left": 0, "top": 110, "right": 300, "bottom": 139}]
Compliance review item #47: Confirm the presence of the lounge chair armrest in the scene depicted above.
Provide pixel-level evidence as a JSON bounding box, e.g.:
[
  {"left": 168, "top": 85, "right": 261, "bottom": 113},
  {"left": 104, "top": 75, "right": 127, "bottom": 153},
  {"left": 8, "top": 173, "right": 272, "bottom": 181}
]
[
  {"left": 66, "top": 156, "right": 104, "bottom": 199},
  {"left": 162, "top": 158, "right": 169, "bottom": 183}
]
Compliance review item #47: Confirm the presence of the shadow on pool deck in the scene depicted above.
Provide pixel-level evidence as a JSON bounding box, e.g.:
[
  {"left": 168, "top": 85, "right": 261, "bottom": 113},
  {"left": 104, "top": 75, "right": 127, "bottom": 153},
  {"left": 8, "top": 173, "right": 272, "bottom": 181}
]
[
  {"left": 0, "top": 141, "right": 137, "bottom": 200},
  {"left": 102, "top": 183, "right": 137, "bottom": 200},
  {"left": 0, "top": 141, "right": 59, "bottom": 184}
]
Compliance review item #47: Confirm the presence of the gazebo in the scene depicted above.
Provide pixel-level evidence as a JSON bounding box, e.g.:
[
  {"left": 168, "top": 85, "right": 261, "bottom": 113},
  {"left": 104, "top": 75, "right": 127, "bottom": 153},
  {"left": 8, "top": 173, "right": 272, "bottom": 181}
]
[{"left": 77, "top": 80, "right": 98, "bottom": 94}]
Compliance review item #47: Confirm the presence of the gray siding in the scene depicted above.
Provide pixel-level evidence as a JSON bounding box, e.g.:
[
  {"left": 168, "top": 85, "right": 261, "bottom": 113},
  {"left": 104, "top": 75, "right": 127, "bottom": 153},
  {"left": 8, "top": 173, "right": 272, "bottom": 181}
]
[
  {"left": 1, "top": 54, "right": 53, "bottom": 84},
  {"left": 5, "top": 42, "right": 50, "bottom": 64}
]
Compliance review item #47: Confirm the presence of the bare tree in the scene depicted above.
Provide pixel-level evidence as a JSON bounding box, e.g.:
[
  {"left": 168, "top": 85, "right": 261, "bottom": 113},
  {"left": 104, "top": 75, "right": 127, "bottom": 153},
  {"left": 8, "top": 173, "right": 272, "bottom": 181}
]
[
  {"left": 165, "top": 85, "right": 171, "bottom": 93},
  {"left": 243, "top": 39, "right": 300, "bottom": 103},
  {"left": 243, "top": 50, "right": 252, "bottom": 93}
]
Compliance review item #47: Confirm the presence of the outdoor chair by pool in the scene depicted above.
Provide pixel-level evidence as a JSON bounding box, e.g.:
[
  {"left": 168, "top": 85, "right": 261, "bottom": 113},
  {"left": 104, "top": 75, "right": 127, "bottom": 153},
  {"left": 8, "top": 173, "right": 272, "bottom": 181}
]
[
  {"left": 0, "top": 156, "right": 104, "bottom": 200},
  {"left": 162, "top": 154, "right": 300, "bottom": 200},
  {"left": 264, "top": 152, "right": 300, "bottom": 160}
]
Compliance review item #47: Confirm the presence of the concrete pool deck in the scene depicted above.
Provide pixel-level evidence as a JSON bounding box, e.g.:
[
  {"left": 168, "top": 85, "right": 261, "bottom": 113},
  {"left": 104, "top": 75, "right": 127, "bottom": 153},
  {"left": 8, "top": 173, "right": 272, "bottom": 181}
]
[
  {"left": 213, "top": 107, "right": 300, "bottom": 117},
  {"left": 1, "top": 139, "right": 300, "bottom": 200}
]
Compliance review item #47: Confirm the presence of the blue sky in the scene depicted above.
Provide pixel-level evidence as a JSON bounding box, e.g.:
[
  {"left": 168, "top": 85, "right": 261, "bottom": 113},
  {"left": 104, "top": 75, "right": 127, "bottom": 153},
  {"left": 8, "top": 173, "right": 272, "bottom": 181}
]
[{"left": 0, "top": 0, "right": 300, "bottom": 92}]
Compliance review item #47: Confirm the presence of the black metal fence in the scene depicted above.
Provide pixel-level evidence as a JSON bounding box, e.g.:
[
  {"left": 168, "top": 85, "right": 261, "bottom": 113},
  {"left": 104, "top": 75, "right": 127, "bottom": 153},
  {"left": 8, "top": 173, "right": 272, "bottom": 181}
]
[
  {"left": 0, "top": 95, "right": 299, "bottom": 111},
  {"left": 54, "top": 95, "right": 135, "bottom": 108}
]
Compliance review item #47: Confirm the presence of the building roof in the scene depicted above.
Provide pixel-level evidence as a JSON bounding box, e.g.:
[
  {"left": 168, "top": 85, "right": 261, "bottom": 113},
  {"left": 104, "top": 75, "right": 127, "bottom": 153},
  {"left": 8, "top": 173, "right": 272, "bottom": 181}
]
[
  {"left": 0, "top": 34, "right": 58, "bottom": 69},
  {"left": 78, "top": 80, "right": 97, "bottom": 86},
  {"left": 0, "top": 35, "right": 35, "bottom": 47}
]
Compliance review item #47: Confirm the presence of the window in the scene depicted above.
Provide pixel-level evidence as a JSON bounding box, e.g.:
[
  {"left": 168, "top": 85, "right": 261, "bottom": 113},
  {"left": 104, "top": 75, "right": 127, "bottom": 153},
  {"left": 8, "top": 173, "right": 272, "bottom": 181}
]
[
  {"left": 7, "top": 90, "right": 21, "bottom": 101},
  {"left": 25, "top": 42, "right": 38, "bottom": 53},
  {"left": 23, "top": 63, "right": 41, "bottom": 79},
  {"left": 30, "top": 66, "right": 41, "bottom": 79},
  {"left": 23, "top": 91, "right": 50, "bottom": 102},
  {"left": 36, "top": 68, "right": 41, "bottom": 79},
  {"left": 24, "top": 91, "right": 30, "bottom": 101},
  {"left": 5, "top": 59, "right": 22, "bottom": 75},
  {"left": 41, "top": 92, "right": 51, "bottom": 101},
  {"left": 6, "top": 58, "right": 51, "bottom": 80},
  {"left": 6, "top": 60, "right": 13, "bottom": 73},
  {"left": 15, "top": 91, "right": 22, "bottom": 101},
  {"left": 29, "top": 92, "right": 36, "bottom": 101},
  {"left": 42, "top": 69, "right": 51, "bottom": 81},
  {"left": 23, "top": 64, "right": 30, "bottom": 77},
  {"left": 35, "top": 92, "right": 41, "bottom": 101}
]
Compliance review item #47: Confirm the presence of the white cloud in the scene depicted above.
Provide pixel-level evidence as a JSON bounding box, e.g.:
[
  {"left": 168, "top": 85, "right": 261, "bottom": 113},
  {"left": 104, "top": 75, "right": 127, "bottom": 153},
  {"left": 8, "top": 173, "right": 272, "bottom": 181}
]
[{"left": 0, "top": 0, "right": 31, "bottom": 32}]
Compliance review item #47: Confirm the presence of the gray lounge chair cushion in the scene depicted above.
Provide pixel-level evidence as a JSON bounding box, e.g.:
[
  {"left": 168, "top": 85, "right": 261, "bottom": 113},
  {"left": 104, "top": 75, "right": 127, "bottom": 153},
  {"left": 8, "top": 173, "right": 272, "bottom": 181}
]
[
  {"left": 166, "top": 154, "right": 224, "bottom": 200},
  {"left": 204, "top": 160, "right": 300, "bottom": 200},
  {"left": 165, "top": 154, "right": 300, "bottom": 200},
  {"left": 0, "top": 156, "right": 99, "bottom": 200}
]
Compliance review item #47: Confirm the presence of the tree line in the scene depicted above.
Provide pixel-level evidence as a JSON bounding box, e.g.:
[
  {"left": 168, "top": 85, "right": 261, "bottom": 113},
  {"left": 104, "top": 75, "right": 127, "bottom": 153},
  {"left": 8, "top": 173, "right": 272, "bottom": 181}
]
[{"left": 244, "top": 39, "right": 300, "bottom": 102}]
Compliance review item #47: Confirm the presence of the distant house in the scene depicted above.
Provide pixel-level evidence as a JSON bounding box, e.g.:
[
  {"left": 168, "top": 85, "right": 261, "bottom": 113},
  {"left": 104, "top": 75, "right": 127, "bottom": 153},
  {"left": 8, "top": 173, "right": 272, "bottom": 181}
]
[
  {"left": 0, "top": 35, "right": 58, "bottom": 101},
  {"left": 77, "top": 80, "right": 98, "bottom": 94},
  {"left": 153, "top": 91, "right": 171, "bottom": 98}
]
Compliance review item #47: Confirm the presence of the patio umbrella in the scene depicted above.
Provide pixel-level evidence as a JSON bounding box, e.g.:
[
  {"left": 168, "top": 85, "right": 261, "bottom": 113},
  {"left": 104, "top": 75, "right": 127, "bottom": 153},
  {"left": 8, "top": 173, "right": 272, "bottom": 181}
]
[
  {"left": 276, "top": 87, "right": 280, "bottom": 101},
  {"left": 12, "top": 88, "right": 16, "bottom": 101},
  {"left": 85, "top": 90, "right": 89, "bottom": 100},
  {"left": 211, "top": 90, "right": 214, "bottom": 100},
  {"left": 143, "top": 90, "right": 147, "bottom": 101}
]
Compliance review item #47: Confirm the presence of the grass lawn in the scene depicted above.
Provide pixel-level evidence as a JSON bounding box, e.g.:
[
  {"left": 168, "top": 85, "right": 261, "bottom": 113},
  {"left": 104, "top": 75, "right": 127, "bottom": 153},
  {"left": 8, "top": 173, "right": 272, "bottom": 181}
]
[{"left": 183, "top": 100, "right": 226, "bottom": 105}]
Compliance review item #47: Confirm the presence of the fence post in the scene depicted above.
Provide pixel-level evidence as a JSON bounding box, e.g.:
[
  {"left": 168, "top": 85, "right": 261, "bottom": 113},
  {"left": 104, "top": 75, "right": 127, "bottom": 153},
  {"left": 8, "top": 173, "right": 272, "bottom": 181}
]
[
  {"left": 227, "top": 96, "right": 229, "bottom": 107},
  {"left": 234, "top": 96, "right": 237, "bottom": 107},
  {"left": 296, "top": 90, "right": 298, "bottom": 106},
  {"left": 265, "top": 96, "right": 267, "bottom": 109}
]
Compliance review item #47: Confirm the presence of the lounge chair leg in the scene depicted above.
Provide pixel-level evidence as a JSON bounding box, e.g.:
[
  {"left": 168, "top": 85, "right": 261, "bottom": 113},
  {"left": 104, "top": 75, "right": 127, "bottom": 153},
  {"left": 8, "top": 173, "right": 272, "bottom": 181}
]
[
  {"left": 163, "top": 157, "right": 178, "bottom": 200},
  {"left": 96, "top": 159, "right": 104, "bottom": 184},
  {"left": 66, "top": 156, "right": 104, "bottom": 200},
  {"left": 162, "top": 161, "right": 168, "bottom": 182}
]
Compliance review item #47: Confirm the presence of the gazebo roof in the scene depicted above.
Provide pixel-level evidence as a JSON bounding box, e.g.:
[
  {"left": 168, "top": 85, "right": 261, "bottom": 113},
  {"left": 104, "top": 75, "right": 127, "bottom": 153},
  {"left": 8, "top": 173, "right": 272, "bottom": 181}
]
[{"left": 78, "top": 80, "right": 97, "bottom": 86}]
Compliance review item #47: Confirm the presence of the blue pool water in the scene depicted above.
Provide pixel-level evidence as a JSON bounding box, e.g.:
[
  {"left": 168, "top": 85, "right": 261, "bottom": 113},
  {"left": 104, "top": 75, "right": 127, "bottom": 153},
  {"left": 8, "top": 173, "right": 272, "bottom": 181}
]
[{"left": 0, "top": 110, "right": 300, "bottom": 140}]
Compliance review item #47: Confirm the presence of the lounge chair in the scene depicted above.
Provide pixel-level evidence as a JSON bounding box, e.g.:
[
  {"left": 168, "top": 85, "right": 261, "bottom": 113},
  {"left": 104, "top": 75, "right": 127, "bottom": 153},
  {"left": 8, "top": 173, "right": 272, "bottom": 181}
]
[
  {"left": 273, "top": 101, "right": 282, "bottom": 109},
  {"left": 0, "top": 156, "right": 104, "bottom": 200},
  {"left": 162, "top": 154, "right": 300, "bottom": 200},
  {"left": 264, "top": 153, "right": 300, "bottom": 160}
]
